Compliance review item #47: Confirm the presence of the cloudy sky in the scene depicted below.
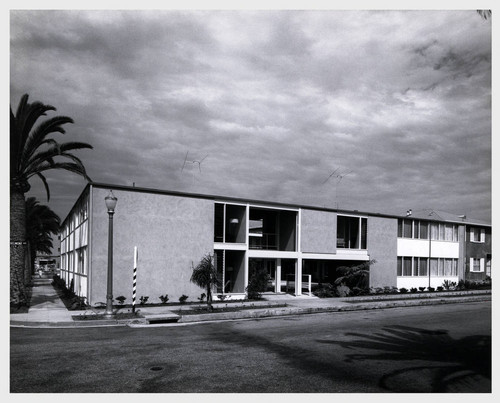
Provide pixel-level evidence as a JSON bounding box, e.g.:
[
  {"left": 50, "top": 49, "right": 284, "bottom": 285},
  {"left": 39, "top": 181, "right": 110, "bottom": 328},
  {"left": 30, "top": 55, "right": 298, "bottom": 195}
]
[{"left": 9, "top": 8, "right": 492, "bottom": 223}]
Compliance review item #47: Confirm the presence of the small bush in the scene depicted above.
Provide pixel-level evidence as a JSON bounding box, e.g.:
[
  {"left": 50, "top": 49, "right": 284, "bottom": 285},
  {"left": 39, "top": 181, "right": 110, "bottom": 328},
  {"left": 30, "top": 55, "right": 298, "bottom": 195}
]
[
  {"left": 217, "top": 294, "right": 229, "bottom": 301},
  {"left": 246, "top": 263, "right": 270, "bottom": 300},
  {"left": 313, "top": 283, "right": 336, "bottom": 298},
  {"left": 399, "top": 287, "right": 408, "bottom": 294},
  {"left": 336, "top": 284, "right": 351, "bottom": 297},
  {"left": 427, "top": 287, "right": 435, "bottom": 292},
  {"left": 159, "top": 294, "right": 169, "bottom": 304},
  {"left": 197, "top": 293, "right": 206, "bottom": 303},
  {"left": 410, "top": 287, "right": 418, "bottom": 293},
  {"left": 436, "top": 286, "right": 444, "bottom": 292},
  {"left": 370, "top": 287, "right": 384, "bottom": 295},
  {"left": 179, "top": 295, "right": 189, "bottom": 304},
  {"left": 69, "top": 295, "right": 87, "bottom": 310},
  {"left": 419, "top": 287, "right": 426, "bottom": 292},
  {"left": 139, "top": 296, "right": 149, "bottom": 305},
  {"left": 351, "top": 287, "right": 369, "bottom": 296},
  {"left": 383, "top": 286, "right": 399, "bottom": 294},
  {"left": 442, "top": 280, "right": 456, "bottom": 290},
  {"left": 116, "top": 296, "right": 126, "bottom": 305}
]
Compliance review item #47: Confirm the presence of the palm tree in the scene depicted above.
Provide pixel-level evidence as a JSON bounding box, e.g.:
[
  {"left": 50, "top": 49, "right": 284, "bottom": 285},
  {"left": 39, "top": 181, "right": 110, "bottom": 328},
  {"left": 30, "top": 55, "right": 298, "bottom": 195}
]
[
  {"left": 190, "top": 254, "right": 221, "bottom": 310},
  {"left": 26, "top": 197, "right": 61, "bottom": 279},
  {"left": 10, "top": 94, "right": 92, "bottom": 304}
]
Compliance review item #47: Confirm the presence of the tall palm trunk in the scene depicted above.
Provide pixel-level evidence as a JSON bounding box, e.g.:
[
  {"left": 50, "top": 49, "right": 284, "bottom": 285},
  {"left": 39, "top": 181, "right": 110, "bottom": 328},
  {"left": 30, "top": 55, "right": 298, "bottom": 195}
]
[{"left": 10, "top": 189, "right": 27, "bottom": 304}]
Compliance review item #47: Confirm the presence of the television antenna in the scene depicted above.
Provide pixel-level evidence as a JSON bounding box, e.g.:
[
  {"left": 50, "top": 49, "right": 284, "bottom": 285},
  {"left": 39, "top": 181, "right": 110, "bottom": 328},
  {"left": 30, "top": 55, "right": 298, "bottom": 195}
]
[
  {"left": 322, "top": 168, "right": 352, "bottom": 209},
  {"left": 181, "top": 151, "right": 208, "bottom": 184}
]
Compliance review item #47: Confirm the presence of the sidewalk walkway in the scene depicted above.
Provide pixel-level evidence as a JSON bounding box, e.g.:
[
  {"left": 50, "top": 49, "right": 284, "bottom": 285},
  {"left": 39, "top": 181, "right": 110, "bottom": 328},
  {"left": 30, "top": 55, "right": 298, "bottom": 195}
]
[
  {"left": 10, "top": 278, "right": 74, "bottom": 325},
  {"left": 10, "top": 279, "right": 492, "bottom": 328}
]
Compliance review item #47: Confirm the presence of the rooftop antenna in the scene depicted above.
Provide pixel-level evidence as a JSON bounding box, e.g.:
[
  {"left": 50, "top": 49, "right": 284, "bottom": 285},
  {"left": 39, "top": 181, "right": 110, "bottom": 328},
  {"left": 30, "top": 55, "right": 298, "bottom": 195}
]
[
  {"left": 181, "top": 151, "right": 208, "bottom": 184},
  {"left": 322, "top": 168, "right": 352, "bottom": 209}
]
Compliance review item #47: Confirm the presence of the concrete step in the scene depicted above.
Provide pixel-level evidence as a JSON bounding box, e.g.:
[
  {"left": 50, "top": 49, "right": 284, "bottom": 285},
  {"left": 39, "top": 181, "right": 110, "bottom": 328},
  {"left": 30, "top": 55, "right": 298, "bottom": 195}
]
[{"left": 144, "top": 313, "right": 180, "bottom": 324}]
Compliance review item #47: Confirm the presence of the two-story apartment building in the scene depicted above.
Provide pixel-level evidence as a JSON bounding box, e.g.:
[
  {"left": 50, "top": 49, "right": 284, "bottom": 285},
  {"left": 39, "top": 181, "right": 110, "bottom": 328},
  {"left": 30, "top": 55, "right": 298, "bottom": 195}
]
[{"left": 58, "top": 183, "right": 491, "bottom": 305}]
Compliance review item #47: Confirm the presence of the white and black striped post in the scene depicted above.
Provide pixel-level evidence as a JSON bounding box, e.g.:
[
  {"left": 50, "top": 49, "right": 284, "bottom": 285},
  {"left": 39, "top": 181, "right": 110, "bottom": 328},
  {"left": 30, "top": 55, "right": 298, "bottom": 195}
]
[{"left": 132, "top": 246, "right": 137, "bottom": 313}]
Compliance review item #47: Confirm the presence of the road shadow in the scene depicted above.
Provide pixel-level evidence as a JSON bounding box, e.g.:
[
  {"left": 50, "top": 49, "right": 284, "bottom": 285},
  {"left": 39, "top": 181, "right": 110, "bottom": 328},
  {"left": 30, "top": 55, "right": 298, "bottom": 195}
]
[{"left": 317, "top": 325, "right": 491, "bottom": 392}]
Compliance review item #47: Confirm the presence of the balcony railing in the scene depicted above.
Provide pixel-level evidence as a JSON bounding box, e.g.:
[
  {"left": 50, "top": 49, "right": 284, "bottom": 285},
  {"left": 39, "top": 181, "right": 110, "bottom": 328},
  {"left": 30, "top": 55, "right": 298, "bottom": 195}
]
[{"left": 249, "top": 233, "right": 277, "bottom": 250}]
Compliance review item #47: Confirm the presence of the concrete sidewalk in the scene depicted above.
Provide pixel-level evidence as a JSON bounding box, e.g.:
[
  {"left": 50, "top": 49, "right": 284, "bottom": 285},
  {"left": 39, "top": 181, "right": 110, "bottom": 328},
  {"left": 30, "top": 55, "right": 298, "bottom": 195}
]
[
  {"left": 10, "top": 279, "right": 492, "bottom": 328},
  {"left": 10, "top": 277, "right": 75, "bottom": 326}
]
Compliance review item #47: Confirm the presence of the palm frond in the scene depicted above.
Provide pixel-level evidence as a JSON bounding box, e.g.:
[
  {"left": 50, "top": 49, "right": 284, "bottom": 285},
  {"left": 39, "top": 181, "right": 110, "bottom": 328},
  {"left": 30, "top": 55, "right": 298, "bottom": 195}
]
[
  {"left": 22, "top": 116, "right": 74, "bottom": 164},
  {"left": 22, "top": 144, "right": 89, "bottom": 179},
  {"left": 31, "top": 161, "right": 91, "bottom": 182},
  {"left": 36, "top": 172, "right": 51, "bottom": 201}
]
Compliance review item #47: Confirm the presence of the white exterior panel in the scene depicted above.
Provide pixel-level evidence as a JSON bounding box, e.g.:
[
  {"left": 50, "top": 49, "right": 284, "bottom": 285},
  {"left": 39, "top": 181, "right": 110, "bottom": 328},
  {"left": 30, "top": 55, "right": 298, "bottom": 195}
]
[{"left": 398, "top": 238, "right": 459, "bottom": 258}]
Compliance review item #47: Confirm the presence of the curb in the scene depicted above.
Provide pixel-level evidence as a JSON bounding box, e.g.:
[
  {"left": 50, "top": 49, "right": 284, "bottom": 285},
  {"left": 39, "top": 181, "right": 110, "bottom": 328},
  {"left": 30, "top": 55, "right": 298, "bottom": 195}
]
[
  {"left": 176, "top": 295, "right": 492, "bottom": 323},
  {"left": 11, "top": 293, "right": 490, "bottom": 328}
]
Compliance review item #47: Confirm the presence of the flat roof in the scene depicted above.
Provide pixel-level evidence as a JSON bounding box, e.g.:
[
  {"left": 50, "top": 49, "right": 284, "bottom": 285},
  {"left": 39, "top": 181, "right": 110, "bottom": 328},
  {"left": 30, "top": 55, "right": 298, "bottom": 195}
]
[{"left": 60, "top": 181, "right": 491, "bottom": 227}]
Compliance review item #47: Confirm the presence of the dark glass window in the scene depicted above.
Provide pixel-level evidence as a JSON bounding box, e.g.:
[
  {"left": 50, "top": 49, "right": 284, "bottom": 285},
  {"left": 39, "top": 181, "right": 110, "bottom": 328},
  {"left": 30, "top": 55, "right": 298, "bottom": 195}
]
[{"left": 214, "top": 203, "right": 224, "bottom": 242}]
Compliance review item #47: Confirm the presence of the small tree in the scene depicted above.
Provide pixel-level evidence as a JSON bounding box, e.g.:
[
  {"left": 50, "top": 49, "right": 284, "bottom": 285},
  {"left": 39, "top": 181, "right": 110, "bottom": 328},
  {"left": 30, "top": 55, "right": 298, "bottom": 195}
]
[
  {"left": 334, "top": 260, "right": 375, "bottom": 294},
  {"left": 246, "top": 260, "right": 270, "bottom": 300},
  {"left": 190, "top": 254, "right": 221, "bottom": 310}
]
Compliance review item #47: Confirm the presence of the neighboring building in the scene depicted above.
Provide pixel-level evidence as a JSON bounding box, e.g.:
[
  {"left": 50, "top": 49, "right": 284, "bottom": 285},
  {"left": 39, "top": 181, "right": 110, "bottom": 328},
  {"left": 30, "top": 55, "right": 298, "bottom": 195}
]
[
  {"left": 59, "top": 183, "right": 491, "bottom": 305},
  {"left": 35, "top": 253, "right": 60, "bottom": 272},
  {"left": 465, "top": 224, "right": 492, "bottom": 281},
  {"left": 396, "top": 209, "right": 491, "bottom": 288}
]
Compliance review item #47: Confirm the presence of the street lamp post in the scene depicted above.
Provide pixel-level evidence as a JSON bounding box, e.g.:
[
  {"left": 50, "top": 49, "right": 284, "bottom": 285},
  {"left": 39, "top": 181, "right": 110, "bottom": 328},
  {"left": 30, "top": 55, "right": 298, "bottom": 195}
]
[{"left": 104, "top": 190, "right": 117, "bottom": 318}]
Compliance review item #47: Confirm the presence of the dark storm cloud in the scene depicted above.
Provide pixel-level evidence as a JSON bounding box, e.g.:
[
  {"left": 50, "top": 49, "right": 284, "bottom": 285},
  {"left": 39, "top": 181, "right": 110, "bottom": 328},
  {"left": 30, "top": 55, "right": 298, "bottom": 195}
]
[{"left": 10, "top": 9, "right": 491, "bottom": 222}]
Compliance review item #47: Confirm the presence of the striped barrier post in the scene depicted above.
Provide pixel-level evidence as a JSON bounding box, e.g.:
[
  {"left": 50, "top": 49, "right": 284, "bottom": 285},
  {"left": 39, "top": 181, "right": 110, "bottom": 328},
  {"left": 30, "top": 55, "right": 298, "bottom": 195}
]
[{"left": 132, "top": 246, "right": 137, "bottom": 313}]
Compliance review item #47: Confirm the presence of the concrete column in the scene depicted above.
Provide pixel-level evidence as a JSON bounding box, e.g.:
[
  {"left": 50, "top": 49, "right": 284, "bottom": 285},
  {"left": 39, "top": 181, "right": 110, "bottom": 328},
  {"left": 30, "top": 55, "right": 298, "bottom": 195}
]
[
  {"left": 295, "top": 258, "right": 302, "bottom": 296},
  {"left": 275, "top": 258, "right": 282, "bottom": 293}
]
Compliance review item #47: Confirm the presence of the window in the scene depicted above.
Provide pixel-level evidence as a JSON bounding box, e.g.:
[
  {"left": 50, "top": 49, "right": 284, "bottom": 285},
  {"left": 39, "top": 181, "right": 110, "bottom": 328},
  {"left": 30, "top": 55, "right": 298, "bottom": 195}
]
[
  {"left": 403, "top": 220, "right": 412, "bottom": 238},
  {"left": 444, "top": 224, "right": 454, "bottom": 241},
  {"left": 398, "top": 256, "right": 457, "bottom": 277},
  {"left": 438, "top": 258, "right": 444, "bottom": 276},
  {"left": 419, "top": 222, "right": 428, "bottom": 239},
  {"left": 430, "top": 258, "right": 438, "bottom": 276},
  {"left": 430, "top": 223, "right": 439, "bottom": 240},
  {"left": 470, "top": 227, "right": 485, "bottom": 243},
  {"left": 398, "top": 219, "right": 456, "bottom": 241},
  {"left": 337, "top": 216, "right": 367, "bottom": 249},
  {"left": 214, "top": 203, "right": 224, "bottom": 242},
  {"left": 416, "top": 257, "right": 428, "bottom": 276},
  {"left": 403, "top": 257, "right": 412, "bottom": 276},
  {"left": 470, "top": 258, "right": 484, "bottom": 272}
]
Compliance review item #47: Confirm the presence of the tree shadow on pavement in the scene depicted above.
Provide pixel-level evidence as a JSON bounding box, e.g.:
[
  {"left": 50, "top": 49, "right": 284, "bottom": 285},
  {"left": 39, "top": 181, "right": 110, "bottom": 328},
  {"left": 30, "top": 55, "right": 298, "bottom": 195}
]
[{"left": 317, "top": 325, "right": 491, "bottom": 392}]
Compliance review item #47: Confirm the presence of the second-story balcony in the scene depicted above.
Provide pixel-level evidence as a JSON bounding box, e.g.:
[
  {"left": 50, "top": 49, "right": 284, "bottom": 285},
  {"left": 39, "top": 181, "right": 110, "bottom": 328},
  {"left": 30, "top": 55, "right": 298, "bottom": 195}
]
[{"left": 249, "top": 233, "right": 277, "bottom": 250}]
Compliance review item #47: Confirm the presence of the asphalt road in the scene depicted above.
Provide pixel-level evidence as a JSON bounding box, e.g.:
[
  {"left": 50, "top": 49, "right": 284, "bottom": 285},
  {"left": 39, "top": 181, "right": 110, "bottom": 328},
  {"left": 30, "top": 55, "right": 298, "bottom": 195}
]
[{"left": 10, "top": 301, "right": 491, "bottom": 393}]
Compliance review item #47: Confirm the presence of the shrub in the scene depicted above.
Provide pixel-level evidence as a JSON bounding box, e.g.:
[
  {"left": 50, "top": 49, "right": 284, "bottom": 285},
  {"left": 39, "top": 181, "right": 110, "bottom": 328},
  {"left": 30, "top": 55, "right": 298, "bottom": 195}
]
[
  {"left": 139, "top": 296, "right": 149, "bottom": 305},
  {"left": 313, "top": 283, "right": 336, "bottom": 298},
  {"left": 436, "top": 286, "right": 444, "bottom": 292},
  {"left": 456, "top": 280, "right": 472, "bottom": 290},
  {"left": 419, "top": 287, "right": 426, "bottom": 292},
  {"left": 336, "top": 284, "right": 350, "bottom": 297},
  {"left": 334, "top": 260, "right": 375, "bottom": 294},
  {"left": 197, "top": 293, "right": 206, "bottom": 303},
  {"left": 427, "top": 287, "right": 435, "bottom": 292},
  {"left": 159, "top": 295, "right": 169, "bottom": 304},
  {"left": 410, "top": 287, "right": 418, "bottom": 293},
  {"left": 351, "top": 287, "right": 369, "bottom": 296},
  {"left": 217, "top": 294, "right": 229, "bottom": 301},
  {"left": 383, "top": 286, "right": 399, "bottom": 294},
  {"left": 442, "top": 280, "right": 456, "bottom": 290},
  {"left": 370, "top": 287, "right": 384, "bottom": 295},
  {"left": 179, "top": 295, "right": 189, "bottom": 304},
  {"left": 69, "top": 295, "right": 87, "bottom": 310},
  {"left": 246, "top": 261, "right": 270, "bottom": 300},
  {"left": 399, "top": 288, "right": 408, "bottom": 294},
  {"left": 116, "top": 296, "right": 126, "bottom": 305}
]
